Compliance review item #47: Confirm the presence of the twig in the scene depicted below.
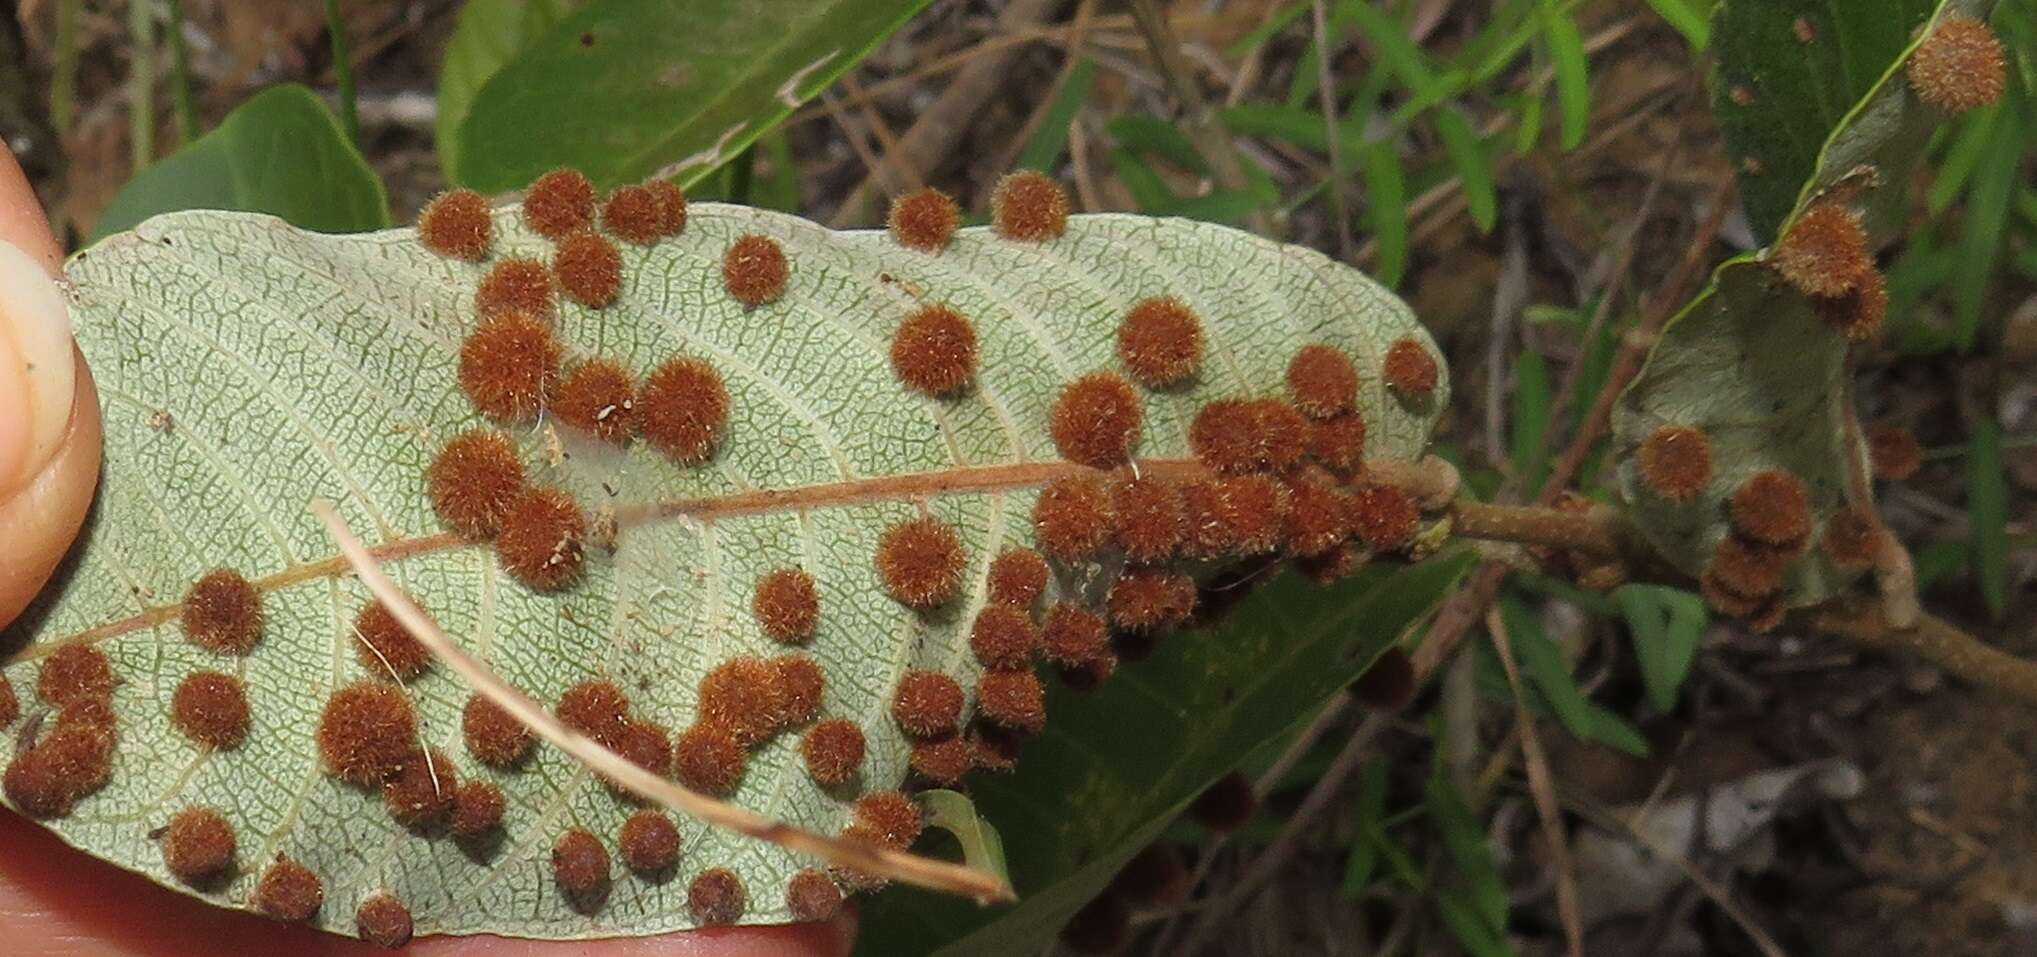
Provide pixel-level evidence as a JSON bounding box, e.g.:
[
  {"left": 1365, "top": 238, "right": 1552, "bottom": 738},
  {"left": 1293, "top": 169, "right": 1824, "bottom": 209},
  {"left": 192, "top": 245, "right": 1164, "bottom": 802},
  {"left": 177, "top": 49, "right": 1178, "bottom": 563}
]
[
  {"left": 1485, "top": 607, "right": 1584, "bottom": 957},
  {"left": 1125, "top": 0, "right": 1278, "bottom": 237},
  {"left": 312, "top": 500, "right": 1013, "bottom": 904},
  {"left": 828, "top": 0, "right": 1065, "bottom": 227},
  {"left": 50, "top": 0, "right": 78, "bottom": 134},
  {"left": 1808, "top": 601, "right": 2037, "bottom": 702}
]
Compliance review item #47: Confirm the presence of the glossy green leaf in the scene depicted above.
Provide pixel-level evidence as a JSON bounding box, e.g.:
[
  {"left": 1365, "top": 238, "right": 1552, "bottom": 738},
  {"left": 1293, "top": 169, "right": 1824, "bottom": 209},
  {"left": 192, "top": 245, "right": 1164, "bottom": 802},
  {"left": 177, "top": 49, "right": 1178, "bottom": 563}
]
[
  {"left": 434, "top": 0, "right": 574, "bottom": 183},
  {"left": 451, "top": 0, "right": 930, "bottom": 191},
  {"left": 857, "top": 555, "right": 1475, "bottom": 956},
  {"left": 94, "top": 84, "right": 387, "bottom": 240},
  {"left": 15, "top": 202, "right": 1449, "bottom": 942},
  {"left": 1708, "top": 0, "right": 1939, "bottom": 239}
]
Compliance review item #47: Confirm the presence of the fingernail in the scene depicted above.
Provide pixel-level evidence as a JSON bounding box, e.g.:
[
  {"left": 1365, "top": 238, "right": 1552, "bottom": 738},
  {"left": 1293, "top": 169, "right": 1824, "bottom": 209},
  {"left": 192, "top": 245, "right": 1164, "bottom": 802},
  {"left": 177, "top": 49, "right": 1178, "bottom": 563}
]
[{"left": 0, "top": 238, "right": 75, "bottom": 493}]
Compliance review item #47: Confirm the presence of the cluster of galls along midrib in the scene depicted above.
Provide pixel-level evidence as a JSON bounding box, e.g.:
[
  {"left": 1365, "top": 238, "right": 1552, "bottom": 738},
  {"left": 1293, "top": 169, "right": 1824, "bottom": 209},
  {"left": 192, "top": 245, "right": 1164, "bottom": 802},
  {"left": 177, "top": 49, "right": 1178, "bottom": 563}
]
[
  {"left": 1628, "top": 15, "right": 2004, "bottom": 635},
  {"left": 0, "top": 161, "right": 1449, "bottom": 945}
]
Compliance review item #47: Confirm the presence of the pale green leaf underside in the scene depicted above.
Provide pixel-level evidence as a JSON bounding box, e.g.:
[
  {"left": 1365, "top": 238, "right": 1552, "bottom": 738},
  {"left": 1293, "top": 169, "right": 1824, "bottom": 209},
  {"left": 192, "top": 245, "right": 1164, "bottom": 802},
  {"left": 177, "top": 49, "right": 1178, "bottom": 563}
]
[
  {"left": 1614, "top": 0, "right": 1986, "bottom": 605},
  {"left": 7, "top": 204, "right": 1443, "bottom": 940}
]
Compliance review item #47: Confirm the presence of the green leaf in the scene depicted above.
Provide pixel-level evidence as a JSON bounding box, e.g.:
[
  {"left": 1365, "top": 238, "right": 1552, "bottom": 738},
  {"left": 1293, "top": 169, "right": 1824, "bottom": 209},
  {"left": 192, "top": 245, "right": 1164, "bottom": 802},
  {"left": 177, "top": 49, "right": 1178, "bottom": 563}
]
[
  {"left": 1437, "top": 892, "right": 1518, "bottom": 957},
  {"left": 1969, "top": 418, "right": 2009, "bottom": 618},
  {"left": 1953, "top": 103, "right": 2023, "bottom": 350},
  {"left": 1359, "top": 143, "right": 1409, "bottom": 286},
  {"left": 858, "top": 555, "right": 1474, "bottom": 955},
  {"left": 1509, "top": 350, "right": 1550, "bottom": 489},
  {"left": 434, "top": 0, "right": 573, "bottom": 183},
  {"left": 1618, "top": 0, "right": 1996, "bottom": 609},
  {"left": 1339, "top": 760, "right": 1391, "bottom": 895},
  {"left": 1539, "top": 1, "right": 1590, "bottom": 151},
  {"left": 451, "top": 0, "right": 931, "bottom": 190},
  {"left": 1499, "top": 597, "right": 1593, "bottom": 740},
  {"left": 1426, "top": 755, "right": 1508, "bottom": 932},
  {"left": 1434, "top": 107, "right": 1498, "bottom": 233},
  {"left": 1707, "top": 0, "right": 1941, "bottom": 239},
  {"left": 918, "top": 790, "right": 1010, "bottom": 882},
  {"left": 21, "top": 204, "right": 1449, "bottom": 942},
  {"left": 1644, "top": 0, "right": 1712, "bottom": 49},
  {"left": 1016, "top": 60, "right": 1097, "bottom": 174},
  {"left": 1341, "top": 0, "right": 1446, "bottom": 102},
  {"left": 94, "top": 84, "right": 387, "bottom": 240},
  {"left": 1616, "top": 584, "right": 1706, "bottom": 712}
]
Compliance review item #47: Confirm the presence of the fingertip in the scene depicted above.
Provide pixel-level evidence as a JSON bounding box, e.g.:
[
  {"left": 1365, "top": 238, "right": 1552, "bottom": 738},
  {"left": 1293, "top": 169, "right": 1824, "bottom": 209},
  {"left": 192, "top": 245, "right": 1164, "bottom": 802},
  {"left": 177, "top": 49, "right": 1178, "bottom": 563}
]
[
  {"left": 0, "top": 152, "right": 62, "bottom": 274},
  {"left": 0, "top": 350, "right": 101, "bottom": 631}
]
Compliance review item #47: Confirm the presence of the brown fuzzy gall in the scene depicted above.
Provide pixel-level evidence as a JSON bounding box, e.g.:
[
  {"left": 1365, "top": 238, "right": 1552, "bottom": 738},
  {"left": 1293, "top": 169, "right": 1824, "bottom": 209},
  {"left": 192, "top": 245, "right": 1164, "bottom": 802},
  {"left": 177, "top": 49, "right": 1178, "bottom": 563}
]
[
  {"left": 1189, "top": 399, "right": 1260, "bottom": 475},
  {"left": 1111, "top": 843, "right": 1189, "bottom": 910},
  {"left": 1636, "top": 425, "right": 1713, "bottom": 501},
  {"left": 976, "top": 669, "right": 1046, "bottom": 735},
  {"left": 552, "top": 827, "right": 610, "bottom": 896},
  {"left": 970, "top": 604, "right": 1041, "bottom": 671},
  {"left": 181, "top": 568, "right": 264, "bottom": 656},
  {"left": 1813, "top": 267, "right": 1888, "bottom": 341},
  {"left": 1111, "top": 475, "right": 1185, "bottom": 563},
  {"left": 1867, "top": 423, "right": 1922, "bottom": 481},
  {"left": 1107, "top": 570, "right": 1196, "bottom": 634},
  {"left": 161, "top": 806, "right": 236, "bottom": 886},
  {"left": 619, "top": 809, "right": 682, "bottom": 872},
  {"left": 875, "top": 516, "right": 967, "bottom": 608},
  {"left": 637, "top": 356, "right": 729, "bottom": 464},
  {"left": 1117, "top": 296, "right": 1203, "bottom": 387},
  {"left": 1282, "top": 479, "right": 1351, "bottom": 557},
  {"left": 1707, "top": 535, "right": 1789, "bottom": 597},
  {"left": 353, "top": 598, "right": 433, "bottom": 682},
  {"left": 888, "top": 187, "right": 960, "bottom": 252},
  {"left": 891, "top": 304, "right": 977, "bottom": 397},
  {"left": 450, "top": 779, "right": 505, "bottom": 837},
  {"left": 417, "top": 189, "right": 492, "bottom": 261},
  {"left": 495, "top": 487, "right": 587, "bottom": 590},
  {"left": 552, "top": 358, "right": 636, "bottom": 443},
  {"left": 426, "top": 429, "right": 527, "bottom": 538},
  {"left": 1823, "top": 507, "right": 1886, "bottom": 570},
  {"left": 522, "top": 168, "right": 595, "bottom": 239},
  {"left": 316, "top": 681, "right": 419, "bottom": 785},
  {"left": 382, "top": 750, "right": 458, "bottom": 826},
  {"left": 38, "top": 643, "right": 114, "bottom": 707},
  {"left": 1908, "top": 15, "right": 2006, "bottom": 113},
  {"left": 612, "top": 718, "right": 673, "bottom": 780},
  {"left": 800, "top": 718, "right": 866, "bottom": 786},
  {"left": 356, "top": 894, "right": 414, "bottom": 949},
  {"left": 850, "top": 790, "right": 924, "bottom": 847},
  {"left": 553, "top": 229, "right": 623, "bottom": 308},
  {"left": 1771, "top": 205, "right": 1871, "bottom": 298},
  {"left": 891, "top": 669, "right": 964, "bottom": 738},
  {"left": 753, "top": 567, "right": 821, "bottom": 645},
  {"left": 698, "top": 656, "right": 785, "bottom": 747},
  {"left": 1727, "top": 470, "right": 1813, "bottom": 548},
  {"left": 171, "top": 670, "right": 249, "bottom": 749},
  {"left": 1381, "top": 338, "right": 1439, "bottom": 396},
  {"left": 1050, "top": 373, "right": 1143, "bottom": 468},
  {"left": 463, "top": 693, "right": 534, "bottom": 767},
  {"left": 647, "top": 180, "right": 688, "bottom": 236},
  {"left": 722, "top": 234, "right": 789, "bottom": 307},
  {"left": 908, "top": 732, "right": 973, "bottom": 785},
  {"left": 600, "top": 183, "right": 667, "bottom": 245},
  {"left": 986, "top": 547, "right": 1050, "bottom": 608},
  {"left": 556, "top": 679, "right": 632, "bottom": 745},
  {"left": 459, "top": 312, "right": 560, "bottom": 422},
  {"left": 1349, "top": 482, "right": 1419, "bottom": 550},
  {"left": 254, "top": 857, "right": 323, "bottom": 923},
  {"left": 1350, "top": 646, "right": 1417, "bottom": 710},
  {"left": 1060, "top": 892, "right": 1131, "bottom": 955},
  {"left": 3, "top": 698, "right": 116, "bottom": 818},
  {"left": 1042, "top": 603, "right": 1110, "bottom": 668},
  {"left": 1308, "top": 413, "right": 1368, "bottom": 474},
  {"left": 0, "top": 675, "right": 16, "bottom": 730},
  {"left": 771, "top": 654, "right": 825, "bottom": 727},
  {"left": 474, "top": 258, "right": 554, "bottom": 321},
  {"left": 991, "top": 171, "right": 1069, "bottom": 241},
  {"left": 673, "top": 723, "right": 747, "bottom": 795},
  {"left": 1033, "top": 474, "right": 1115, "bottom": 562},
  {"left": 688, "top": 867, "right": 747, "bottom": 926},
  {"left": 786, "top": 868, "right": 845, "bottom": 923},
  {"left": 1286, "top": 344, "right": 1359, "bottom": 418}
]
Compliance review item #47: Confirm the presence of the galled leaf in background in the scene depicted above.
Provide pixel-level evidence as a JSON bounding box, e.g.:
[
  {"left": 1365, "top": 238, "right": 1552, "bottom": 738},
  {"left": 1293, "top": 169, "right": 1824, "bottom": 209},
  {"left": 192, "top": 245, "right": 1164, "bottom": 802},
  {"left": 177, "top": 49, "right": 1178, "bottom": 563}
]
[
  {"left": 447, "top": 0, "right": 931, "bottom": 190},
  {"left": 1709, "top": 0, "right": 1939, "bottom": 239},
  {"left": 16, "top": 191, "right": 1447, "bottom": 942},
  {"left": 93, "top": 84, "right": 387, "bottom": 239},
  {"left": 857, "top": 556, "right": 1474, "bottom": 957},
  {"left": 1616, "top": 0, "right": 1998, "bottom": 616}
]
